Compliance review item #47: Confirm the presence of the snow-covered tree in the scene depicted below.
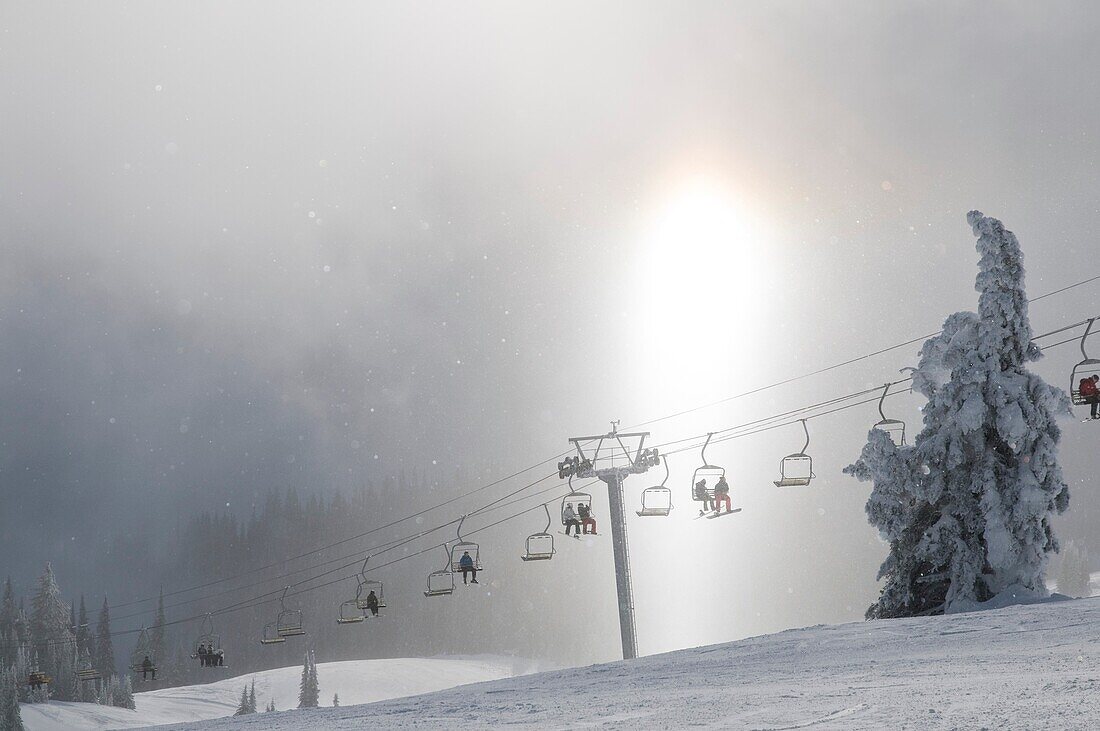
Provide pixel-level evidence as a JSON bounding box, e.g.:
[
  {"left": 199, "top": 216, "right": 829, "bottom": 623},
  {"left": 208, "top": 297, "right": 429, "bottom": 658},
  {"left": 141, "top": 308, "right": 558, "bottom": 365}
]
[
  {"left": 94, "top": 598, "right": 115, "bottom": 679},
  {"left": 265, "top": 697, "right": 276, "bottom": 713},
  {"left": 1056, "top": 540, "right": 1091, "bottom": 598},
  {"left": 234, "top": 685, "right": 252, "bottom": 715},
  {"left": 846, "top": 211, "right": 1070, "bottom": 618},
  {"left": 111, "top": 675, "right": 134, "bottom": 710},
  {"left": 297, "top": 651, "right": 318, "bottom": 708},
  {"left": 332, "top": 692, "right": 339, "bottom": 707},
  {"left": 30, "top": 564, "right": 73, "bottom": 677},
  {"left": 0, "top": 666, "right": 25, "bottom": 731},
  {"left": 75, "top": 596, "right": 90, "bottom": 661},
  {"left": 149, "top": 590, "right": 167, "bottom": 676},
  {"left": 0, "top": 580, "right": 16, "bottom": 670}
]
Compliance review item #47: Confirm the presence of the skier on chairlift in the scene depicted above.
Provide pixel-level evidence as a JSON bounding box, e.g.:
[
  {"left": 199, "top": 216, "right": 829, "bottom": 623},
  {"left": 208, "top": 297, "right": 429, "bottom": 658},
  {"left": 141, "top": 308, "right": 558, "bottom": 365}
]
[
  {"left": 563, "top": 502, "right": 582, "bottom": 536},
  {"left": 141, "top": 655, "right": 156, "bottom": 681},
  {"left": 366, "top": 589, "right": 380, "bottom": 616},
  {"left": 458, "top": 550, "right": 478, "bottom": 585},
  {"left": 694, "top": 478, "right": 713, "bottom": 516},
  {"left": 713, "top": 475, "right": 732, "bottom": 515},
  {"left": 1080, "top": 374, "right": 1100, "bottom": 420},
  {"left": 197, "top": 643, "right": 208, "bottom": 667},
  {"left": 579, "top": 502, "right": 597, "bottom": 535}
]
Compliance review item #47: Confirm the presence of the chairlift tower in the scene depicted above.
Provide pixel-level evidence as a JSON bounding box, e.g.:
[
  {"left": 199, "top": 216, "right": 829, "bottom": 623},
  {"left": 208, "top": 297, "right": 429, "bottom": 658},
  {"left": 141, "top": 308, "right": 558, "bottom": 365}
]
[{"left": 561, "top": 421, "right": 657, "bottom": 660}]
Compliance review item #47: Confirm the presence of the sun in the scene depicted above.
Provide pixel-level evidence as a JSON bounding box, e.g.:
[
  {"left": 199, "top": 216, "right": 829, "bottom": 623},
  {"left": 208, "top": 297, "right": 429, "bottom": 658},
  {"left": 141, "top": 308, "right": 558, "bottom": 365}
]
[{"left": 632, "top": 179, "right": 774, "bottom": 408}]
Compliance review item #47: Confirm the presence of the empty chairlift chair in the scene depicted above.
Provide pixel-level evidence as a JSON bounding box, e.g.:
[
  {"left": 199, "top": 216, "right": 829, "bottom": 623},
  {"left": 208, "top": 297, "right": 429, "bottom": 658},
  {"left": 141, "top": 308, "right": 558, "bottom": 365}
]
[
  {"left": 691, "top": 433, "right": 725, "bottom": 513},
  {"left": 638, "top": 455, "right": 673, "bottom": 517},
  {"left": 424, "top": 544, "right": 457, "bottom": 597},
  {"left": 872, "top": 382, "right": 906, "bottom": 446},
  {"left": 774, "top": 419, "right": 815, "bottom": 488},
  {"left": 521, "top": 503, "right": 556, "bottom": 561},
  {"left": 1070, "top": 318, "right": 1100, "bottom": 410},
  {"left": 75, "top": 654, "right": 100, "bottom": 683}
]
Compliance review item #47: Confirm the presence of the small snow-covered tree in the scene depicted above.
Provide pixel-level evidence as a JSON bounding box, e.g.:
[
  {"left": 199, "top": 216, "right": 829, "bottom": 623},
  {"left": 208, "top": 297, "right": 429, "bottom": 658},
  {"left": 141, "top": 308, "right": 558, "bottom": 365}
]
[
  {"left": 234, "top": 685, "right": 252, "bottom": 715},
  {"left": 332, "top": 692, "right": 339, "bottom": 707},
  {"left": 847, "top": 211, "right": 1070, "bottom": 617},
  {"left": 265, "top": 698, "right": 276, "bottom": 712},
  {"left": 111, "top": 675, "right": 134, "bottom": 710},
  {"left": 297, "top": 651, "right": 318, "bottom": 709},
  {"left": 1056, "top": 540, "right": 1091, "bottom": 598},
  {"left": 30, "top": 564, "right": 73, "bottom": 690},
  {"left": 149, "top": 590, "right": 167, "bottom": 678},
  {"left": 248, "top": 679, "right": 257, "bottom": 713}
]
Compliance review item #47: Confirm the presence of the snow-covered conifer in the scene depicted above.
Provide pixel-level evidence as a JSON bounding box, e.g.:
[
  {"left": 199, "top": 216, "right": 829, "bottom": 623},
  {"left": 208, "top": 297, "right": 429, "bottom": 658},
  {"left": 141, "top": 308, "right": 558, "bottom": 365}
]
[
  {"left": 0, "top": 666, "right": 25, "bottom": 731},
  {"left": 94, "top": 598, "right": 115, "bottom": 679},
  {"left": 847, "top": 212, "right": 1070, "bottom": 617}
]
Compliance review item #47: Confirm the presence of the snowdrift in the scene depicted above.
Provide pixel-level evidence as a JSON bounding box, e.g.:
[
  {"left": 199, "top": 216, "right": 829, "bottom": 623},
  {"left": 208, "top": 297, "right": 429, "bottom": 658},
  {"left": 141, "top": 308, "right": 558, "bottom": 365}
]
[
  {"left": 18, "top": 655, "right": 529, "bottom": 731},
  {"left": 168, "top": 596, "right": 1100, "bottom": 729}
]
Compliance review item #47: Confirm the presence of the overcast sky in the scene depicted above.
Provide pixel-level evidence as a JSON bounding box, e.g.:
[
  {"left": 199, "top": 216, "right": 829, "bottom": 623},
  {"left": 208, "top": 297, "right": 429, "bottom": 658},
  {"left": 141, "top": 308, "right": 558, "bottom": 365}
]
[{"left": 2, "top": 2, "right": 1099, "bottom": 657}]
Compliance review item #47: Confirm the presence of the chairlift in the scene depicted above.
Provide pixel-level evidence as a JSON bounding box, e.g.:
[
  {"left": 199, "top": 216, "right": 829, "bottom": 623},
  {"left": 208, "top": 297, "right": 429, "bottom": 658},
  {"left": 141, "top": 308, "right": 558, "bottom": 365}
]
[
  {"left": 26, "top": 669, "right": 50, "bottom": 690},
  {"left": 448, "top": 515, "right": 482, "bottom": 573},
  {"left": 561, "top": 474, "right": 593, "bottom": 526},
  {"left": 1070, "top": 318, "right": 1100, "bottom": 406},
  {"left": 338, "top": 556, "right": 386, "bottom": 624},
  {"left": 75, "top": 653, "right": 101, "bottom": 683},
  {"left": 774, "top": 419, "right": 815, "bottom": 488},
  {"left": 638, "top": 455, "right": 673, "bottom": 517},
  {"left": 192, "top": 613, "right": 225, "bottom": 667},
  {"left": 691, "top": 433, "right": 726, "bottom": 508},
  {"left": 259, "top": 621, "right": 286, "bottom": 645},
  {"left": 873, "top": 382, "right": 906, "bottom": 446},
  {"left": 274, "top": 586, "right": 305, "bottom": 638},
  {"left": 424, "top": 544, "right": 457, "bottom": 597},
  {"left": 521, "top": 503, "right": 556, "bottom": 561},
  {"left": 128, "top": 626, "right": 158, "bottom": 680}
]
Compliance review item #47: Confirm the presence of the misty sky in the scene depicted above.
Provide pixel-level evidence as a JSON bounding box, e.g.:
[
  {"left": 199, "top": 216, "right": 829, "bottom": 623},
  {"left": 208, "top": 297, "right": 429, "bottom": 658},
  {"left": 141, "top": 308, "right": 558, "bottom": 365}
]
[{"left": 2, "top": 2, "right": 1099, "bottom": 658}]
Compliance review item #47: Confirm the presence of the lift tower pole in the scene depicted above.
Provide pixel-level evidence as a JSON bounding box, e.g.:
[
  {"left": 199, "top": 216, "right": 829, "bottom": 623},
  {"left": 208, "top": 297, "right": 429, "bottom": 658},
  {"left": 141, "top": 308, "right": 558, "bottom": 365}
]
[{"left": 563, "top": 422, "right": 655, "bottom": 660}]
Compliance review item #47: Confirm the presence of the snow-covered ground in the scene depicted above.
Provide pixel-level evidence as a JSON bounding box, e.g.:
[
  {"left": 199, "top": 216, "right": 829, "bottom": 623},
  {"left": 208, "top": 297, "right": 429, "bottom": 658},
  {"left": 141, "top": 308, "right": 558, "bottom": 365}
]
[
  {"left": 161, "top": 595, "right": 1100, "bottom": 730},
  {"left": 18, "top": 655, "right": 531, "bottom": 731}
]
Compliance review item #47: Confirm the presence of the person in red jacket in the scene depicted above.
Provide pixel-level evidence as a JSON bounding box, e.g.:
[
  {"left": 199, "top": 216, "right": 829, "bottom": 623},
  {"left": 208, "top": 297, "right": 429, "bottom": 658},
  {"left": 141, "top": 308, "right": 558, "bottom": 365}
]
[{"left": 1081, "top": 374, "right": 1100, "bottom": 419}]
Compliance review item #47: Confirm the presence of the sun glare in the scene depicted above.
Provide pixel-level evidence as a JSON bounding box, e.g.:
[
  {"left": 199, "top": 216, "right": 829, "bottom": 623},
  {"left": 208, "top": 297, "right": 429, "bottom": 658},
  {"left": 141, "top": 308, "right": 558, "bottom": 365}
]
[{"left": 634, "top": 180, "right": 774, "bottom": 408}]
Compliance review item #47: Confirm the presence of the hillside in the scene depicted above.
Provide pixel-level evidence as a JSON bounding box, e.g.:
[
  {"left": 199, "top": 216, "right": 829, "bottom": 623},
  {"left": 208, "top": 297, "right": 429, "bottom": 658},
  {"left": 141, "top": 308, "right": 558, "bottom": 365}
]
[
  {"left": 163, "top": 596, "right": 1100, "bottom": 730},
  {"left": 18, "top": 656, "right": 530, "bottom": 731}
]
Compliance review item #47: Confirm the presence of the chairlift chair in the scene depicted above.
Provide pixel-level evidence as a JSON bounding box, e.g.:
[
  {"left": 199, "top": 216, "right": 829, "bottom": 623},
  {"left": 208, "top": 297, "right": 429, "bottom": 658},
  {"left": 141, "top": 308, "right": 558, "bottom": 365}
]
[
  {"left": 75, "top": 655, "right": 101, "bottom": 682},
  {"left": 774, "top": 419, "right": 815, "bottom": 488},
  {"left": 424, "top": 544, "right": 457, "bottom": 597},
  {"left": 192, "top": 613, "right": 225, "bottom": 666},
  {"left": 338, "top": 556, "right": 386, "bottom": 624},
  {"left": 521, "top": 503, "right": 556, "bottom": 561},
  {"left": 1070, "top": 318, "right": 1100, "bottom": 406},
  {"left": 273, "top": 586, "right": 306, "bottom": 638},
  {"left": 638, "top": 455, "right": 673, "bottom": 517},
  {"left": 561, "top": 474, "right": 593, "bottom": 526},
  {"left": 873, "top": 382, "right": 906, "bottom": 446},
  {"left": 259, "top": 621, "right": 286, "bottom": 645},
  {"left": 26, "top": 670, "right": 51, "bottom": 689},
  {"left": 448, "top": 515, "right": 482, "bottom": 573},
  {"left": 691, "top": 433, "right": 726, "bottom": 507},
  {"left": 128, "top": 626, "right": 158, "bottom": 679}
]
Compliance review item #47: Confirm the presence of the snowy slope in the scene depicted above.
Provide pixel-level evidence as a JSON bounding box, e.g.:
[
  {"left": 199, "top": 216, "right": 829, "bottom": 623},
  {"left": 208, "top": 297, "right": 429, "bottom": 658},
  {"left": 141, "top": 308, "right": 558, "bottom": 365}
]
[
  {"left": 164, "top": 596, "right": 1100, "bottom": 730},
  {"left": 18, "top": 655, "right": 530, "bottom": 731}
]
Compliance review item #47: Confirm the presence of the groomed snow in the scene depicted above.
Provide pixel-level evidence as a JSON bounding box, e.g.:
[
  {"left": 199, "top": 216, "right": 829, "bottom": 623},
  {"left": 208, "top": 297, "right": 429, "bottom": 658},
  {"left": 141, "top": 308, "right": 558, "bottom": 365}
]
[
  {"left": 163, "top": 596, "right": 1100, "bottom": 730},
  {"left": 18, "top": 655, "right": 531, "bottom": 731}
]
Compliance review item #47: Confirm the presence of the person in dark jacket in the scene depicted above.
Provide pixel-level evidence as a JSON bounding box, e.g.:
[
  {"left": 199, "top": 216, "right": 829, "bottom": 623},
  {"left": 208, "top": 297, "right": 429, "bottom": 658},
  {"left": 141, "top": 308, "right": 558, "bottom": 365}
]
[
  {"left": 366, "top": 589, "right": 380, "bottom": 617},
  {"left": 563, "top": 503, "right": 582, "bottom": 536},
  {"left": 458, "top": 550, "right": 478, "bottom": 585},
  {"left": 713, "top": 475, "right": 732, "bottom": 514},
  {"left": 1080, "top": 374, "right": 1100, "bottom": 419},
  {"left": 141, "top": 655, "right": 156, "bottom": 681},
  {"left": 197, "top": 644, "right": 207, "bottom": 667},
  {"left": 694, "top": 478, "right": 714, "bottom": 515}
]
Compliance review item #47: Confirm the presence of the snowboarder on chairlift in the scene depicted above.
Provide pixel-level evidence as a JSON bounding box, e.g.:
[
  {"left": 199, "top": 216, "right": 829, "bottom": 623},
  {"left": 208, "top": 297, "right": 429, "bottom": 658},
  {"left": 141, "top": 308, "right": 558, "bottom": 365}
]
[
  {"left": 1080, "top": 374, "right": 1100, "bottom": 419},
  {"left": 713, "top": 475, "right": 732, "bottom": 514},
  {"left": 694, "top": 478, "right": 714, "bottom": 515},
  {"left": 141, "top": 655, "right": 156, "bottom": 681},
  {"left": 578, "top": 503, "right": 597, "bottom": 535},
  {"left": 458, "top": 550, "right": 478, "bottom": 585},
  {"left": 197, "top": 643, "right": 207, "bottom": 667},
  {"left": 563, "top": 503, "right": 582, "bottom": 536},
  {"left": 366, "top": 589, "right": 380, "bottom": 616}
]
